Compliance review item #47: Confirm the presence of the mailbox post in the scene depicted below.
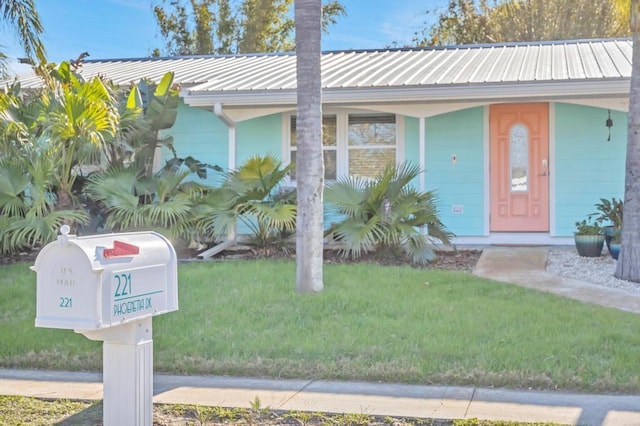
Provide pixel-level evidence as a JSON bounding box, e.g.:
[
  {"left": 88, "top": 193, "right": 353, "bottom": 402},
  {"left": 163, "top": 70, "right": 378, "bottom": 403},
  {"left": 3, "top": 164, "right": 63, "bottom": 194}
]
[{"left": 32, "top": 226, "right": 178, "bottom": 426}]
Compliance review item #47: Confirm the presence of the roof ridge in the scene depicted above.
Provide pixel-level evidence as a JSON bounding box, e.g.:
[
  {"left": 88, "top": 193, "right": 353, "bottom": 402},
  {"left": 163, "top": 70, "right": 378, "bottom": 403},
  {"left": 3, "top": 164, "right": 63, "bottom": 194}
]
[{"left": 84, "top": 38, "right": 632, "bottom": 63}]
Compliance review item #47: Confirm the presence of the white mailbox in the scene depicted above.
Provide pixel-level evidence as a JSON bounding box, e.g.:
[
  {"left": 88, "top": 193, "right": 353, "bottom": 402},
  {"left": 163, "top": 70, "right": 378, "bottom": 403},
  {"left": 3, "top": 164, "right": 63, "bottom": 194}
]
[{"left": 32, "top": 228, "right": 178, "bottom": 331}]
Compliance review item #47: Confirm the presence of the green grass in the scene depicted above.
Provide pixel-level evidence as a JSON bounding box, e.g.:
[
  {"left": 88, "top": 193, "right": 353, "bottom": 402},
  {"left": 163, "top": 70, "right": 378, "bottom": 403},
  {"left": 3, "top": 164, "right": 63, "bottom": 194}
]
[
  {"left": 2, "top": 260, "right": 640, "bottom": 393},
  {"left": 0, "top": 395, "right": 97, "bottom": 425},
  {"left": 0, "top": 395, "right": 562, "bottom": 425}
]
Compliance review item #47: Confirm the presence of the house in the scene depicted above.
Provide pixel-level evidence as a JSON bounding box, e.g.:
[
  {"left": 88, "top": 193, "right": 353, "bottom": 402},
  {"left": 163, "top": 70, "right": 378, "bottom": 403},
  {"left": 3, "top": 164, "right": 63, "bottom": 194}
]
[{"left": 10, "top": 38, "right": 632, "bottom": 245}]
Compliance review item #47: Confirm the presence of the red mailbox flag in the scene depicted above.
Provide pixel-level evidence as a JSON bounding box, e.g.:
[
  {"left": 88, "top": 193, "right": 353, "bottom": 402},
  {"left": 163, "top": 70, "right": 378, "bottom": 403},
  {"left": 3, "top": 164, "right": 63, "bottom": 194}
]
[{"left": 103, "top": 241, "right": 140, "bottom": 258}]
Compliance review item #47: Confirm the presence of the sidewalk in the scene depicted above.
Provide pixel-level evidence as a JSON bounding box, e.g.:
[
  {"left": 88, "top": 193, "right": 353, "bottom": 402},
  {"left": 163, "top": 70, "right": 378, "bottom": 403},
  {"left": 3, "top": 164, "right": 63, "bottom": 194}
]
[
  {"left": 4, "top": 247, "right": 640, "bottom": 425},
  {"left": 1, "top": 368, "right": 640, "bottom": 425}
]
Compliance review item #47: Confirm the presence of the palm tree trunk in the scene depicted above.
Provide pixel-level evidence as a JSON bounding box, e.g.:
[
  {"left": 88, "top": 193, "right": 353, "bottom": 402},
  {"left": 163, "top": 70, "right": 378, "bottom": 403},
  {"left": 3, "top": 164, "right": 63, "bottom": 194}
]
[
  {"left": 615, "top": 0, "right": 640, "bottom": 281},
  {"left": 294, "top": 0, "right": 324, "bottom": 293}
]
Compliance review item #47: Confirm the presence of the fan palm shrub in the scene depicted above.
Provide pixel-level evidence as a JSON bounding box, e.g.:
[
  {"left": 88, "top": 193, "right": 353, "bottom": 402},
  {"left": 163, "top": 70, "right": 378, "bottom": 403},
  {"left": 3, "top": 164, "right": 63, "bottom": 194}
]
[
  {"left": 83, "top": 156, "right": 215, "bottom": 242},
  {"left": 0, "top": 62, "right": 134, "bottom": 253},
  {"left": 40, "top": 62, "right": 123, "bottom": 209},
  {"left": 193, "top": 154, "right": 297, "bottom": 254},
  {"left": 0, "top": 154, "right": 88, "bottom": 254},
  {"left": 324, "top": 162, "right": 453, "bottom": 264},
  {"left": 0, "top": 61, "right": 185, "bottom": 254}
]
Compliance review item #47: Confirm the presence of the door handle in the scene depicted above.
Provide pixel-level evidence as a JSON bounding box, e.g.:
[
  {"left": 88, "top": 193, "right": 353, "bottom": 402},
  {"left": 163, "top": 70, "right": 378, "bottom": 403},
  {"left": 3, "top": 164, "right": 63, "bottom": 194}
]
[{"left": 539, "top": 158, "right": 549, "bottom": 176}]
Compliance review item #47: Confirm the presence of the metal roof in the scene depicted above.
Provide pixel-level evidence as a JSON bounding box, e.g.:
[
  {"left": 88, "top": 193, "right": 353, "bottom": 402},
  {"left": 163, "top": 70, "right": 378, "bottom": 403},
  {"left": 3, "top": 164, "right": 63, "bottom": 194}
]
[{"left": 4, "top": 38, "right": 632, "bottom": 106}]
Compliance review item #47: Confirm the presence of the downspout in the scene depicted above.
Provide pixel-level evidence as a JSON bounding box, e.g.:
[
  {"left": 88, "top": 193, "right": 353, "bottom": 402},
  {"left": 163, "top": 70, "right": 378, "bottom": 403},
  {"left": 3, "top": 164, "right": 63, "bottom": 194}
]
[{"left": 196, "top": 102, "right": 238, "bottom": 259}]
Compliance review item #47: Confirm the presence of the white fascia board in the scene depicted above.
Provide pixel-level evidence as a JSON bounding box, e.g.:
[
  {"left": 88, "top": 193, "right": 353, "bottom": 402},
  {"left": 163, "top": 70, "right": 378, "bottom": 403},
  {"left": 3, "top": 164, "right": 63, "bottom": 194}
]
[{"left": 183, "top": 79, "right": 630, "bottom": 108}]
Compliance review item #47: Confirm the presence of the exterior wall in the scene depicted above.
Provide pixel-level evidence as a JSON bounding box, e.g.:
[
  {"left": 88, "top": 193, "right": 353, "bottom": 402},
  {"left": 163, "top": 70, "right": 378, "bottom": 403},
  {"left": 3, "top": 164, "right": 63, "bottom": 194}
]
[
  {"left": 166, "top": 101, "right": 628, "bottom": 241},
  {"left": 162, "top": 101, "right": 229, "bottom": 185},
  {"left": 237, "top": 114, "right": 283, "bottom": 165},
  {"left": 163, "top": 104, "right": 283, "bottom": 185},
  {"left": 553, "top": 103, "right": 626, "bottom": 236},
  {"left": 403, "top": 117, "right": 422, "bottom": 189},
  {"left": 424, "top": 107, "right": 485, "bottom": 237}
]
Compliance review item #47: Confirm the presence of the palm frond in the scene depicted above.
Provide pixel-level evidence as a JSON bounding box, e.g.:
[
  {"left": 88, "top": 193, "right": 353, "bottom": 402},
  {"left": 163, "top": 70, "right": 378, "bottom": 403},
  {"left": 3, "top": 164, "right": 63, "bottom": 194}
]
[
  {"left": 249, "top": 202, "right": 297, "bottom": 232},
  {"left": 402, "top": 234, "right": 437, "bottom": 265},
  {"left": 332, "top": 216, "right": 384, "bottom": 258},
  {"left": 2, "top": 209, "right": 88, "bottom": 254},
  {"left": 85, "top": 167, "right": 140, "bottom": 209},
  {"left": 0, "top": 161, "right": 30, "bottom": 216},
  {"left": 139, "top": 201, "right": 194, "bottom": 239},
  {"left": 192, "top": 188, "right": 238, "bottom": 237},
  {"left": 324, "top": 176, "right": 368, "bottom": 218},
  {"left": 0, "top": 0, "right": 46, "bottom": 64},
  {"left": 325, "top": 161, "right": 453, "bottom": 264},
  {"left": 384, "top": 161, "right": 421, "bottom": 200}
]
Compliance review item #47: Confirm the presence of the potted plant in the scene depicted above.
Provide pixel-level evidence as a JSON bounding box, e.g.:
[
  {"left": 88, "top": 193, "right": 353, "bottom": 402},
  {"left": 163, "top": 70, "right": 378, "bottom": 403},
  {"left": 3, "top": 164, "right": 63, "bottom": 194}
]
[
  {"left": 590, "top": 197, "right": 623, "bottom": 258},
  {"left": 574, "top": 218, "right": 604, "bottom": 257},
  {"left": 608, "top": 229, "right": 622, "bottom": 260}
]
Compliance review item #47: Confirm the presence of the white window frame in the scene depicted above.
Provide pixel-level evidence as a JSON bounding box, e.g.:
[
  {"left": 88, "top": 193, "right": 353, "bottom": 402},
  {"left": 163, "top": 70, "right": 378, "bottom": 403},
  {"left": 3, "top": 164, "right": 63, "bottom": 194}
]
[{"left": 283, "top": 109, "right": 404, "bottom": 182}]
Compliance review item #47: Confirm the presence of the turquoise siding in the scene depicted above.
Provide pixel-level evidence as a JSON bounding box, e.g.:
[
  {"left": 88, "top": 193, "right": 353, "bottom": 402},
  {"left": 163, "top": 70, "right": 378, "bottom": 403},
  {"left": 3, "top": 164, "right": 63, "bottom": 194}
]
[
  {"left": 162, "top": 101, "right": 228, "bottom": 185},
  {"left": 165, "top": 102, "right": 627, "bottom": 239},
  {"left": 404, "top": 117, "right": 422, "bottom": 188},
  {"left": 425, "top": 107, "right": 485, "bottom": 236},
  {"left": 163, "top": 106, "right": 283, "bottom": 185},
  {"left": 237, "top": 114, "right": 283, "bottom": 164},
  {"left": 554, "top": 103, "right": 626, "bottom": 236}
]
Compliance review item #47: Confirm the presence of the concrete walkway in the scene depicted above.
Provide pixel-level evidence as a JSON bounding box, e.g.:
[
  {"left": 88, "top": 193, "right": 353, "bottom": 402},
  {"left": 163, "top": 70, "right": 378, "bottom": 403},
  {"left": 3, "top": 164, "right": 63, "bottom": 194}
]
[
  {"left": 3, "top": 247, "right": 640, "bottom": 425},
  {"left": 473, "top": 246, "right": 640, "bottom": 314}
]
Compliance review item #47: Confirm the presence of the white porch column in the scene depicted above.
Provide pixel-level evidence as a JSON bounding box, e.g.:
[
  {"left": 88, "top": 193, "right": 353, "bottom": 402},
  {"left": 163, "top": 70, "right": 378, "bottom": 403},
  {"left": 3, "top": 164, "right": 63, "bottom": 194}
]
[
  {"left": 213, "top": 103, "right": 238, "bottom": 241},
  {"left": 419, "top": 116, "right": 426, "bottom": 192},
  {"left": 214, "top": 102, "right": 237, "bottom": 171}
]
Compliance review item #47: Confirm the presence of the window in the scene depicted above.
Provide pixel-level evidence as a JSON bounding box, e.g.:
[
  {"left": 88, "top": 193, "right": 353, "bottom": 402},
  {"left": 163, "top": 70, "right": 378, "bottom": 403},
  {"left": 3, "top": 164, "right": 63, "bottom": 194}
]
[
  {"left": 348, "top": 114, "right": 396, "bottom": 179},
  {"left": 290, "top": 115, "right": 337, "bottom": 180},
  {"left": 288, "top": 112, "right": 397, "bottom": 180},
  {"left": 510, "top": 124, "right": 528, "bottom": 192}
]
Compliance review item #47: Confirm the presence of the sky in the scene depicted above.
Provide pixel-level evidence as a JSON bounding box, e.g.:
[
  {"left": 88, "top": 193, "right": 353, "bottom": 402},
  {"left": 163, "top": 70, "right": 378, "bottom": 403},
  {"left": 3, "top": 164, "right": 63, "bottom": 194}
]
[{"left": 2, "top": 0, "right": 447, "bottom": 75}]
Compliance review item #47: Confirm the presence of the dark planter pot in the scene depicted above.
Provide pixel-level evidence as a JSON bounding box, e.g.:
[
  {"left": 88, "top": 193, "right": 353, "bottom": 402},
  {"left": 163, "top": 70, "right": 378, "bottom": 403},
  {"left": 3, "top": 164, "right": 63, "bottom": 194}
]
[
  {"left": 574, "top": 234, "right": 604, "bottom": 257},
  {"left": 604, "top": 226, "right": 615, "bottom": 246},
  {"left": 609, "top": 243, "right": 621, "bottom": 260},
  {"left": 604, "top": 227, "right": 622, "bottom": 259},
  {"left": 604, "top": 226, "right": 622, "bottom": 248}
]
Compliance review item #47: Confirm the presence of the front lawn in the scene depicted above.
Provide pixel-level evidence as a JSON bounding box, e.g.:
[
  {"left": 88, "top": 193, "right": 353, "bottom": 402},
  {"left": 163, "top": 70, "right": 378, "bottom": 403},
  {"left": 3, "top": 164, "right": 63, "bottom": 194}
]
[{"left": 2, "top": 260, "right": 640, "bottom": 393}]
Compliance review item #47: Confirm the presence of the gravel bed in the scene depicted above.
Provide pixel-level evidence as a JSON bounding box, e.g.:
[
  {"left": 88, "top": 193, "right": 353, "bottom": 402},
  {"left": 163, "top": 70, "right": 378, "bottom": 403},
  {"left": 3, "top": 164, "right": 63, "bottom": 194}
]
[{"left": 547, "top": 248, "right": 640, "bottom": 293}]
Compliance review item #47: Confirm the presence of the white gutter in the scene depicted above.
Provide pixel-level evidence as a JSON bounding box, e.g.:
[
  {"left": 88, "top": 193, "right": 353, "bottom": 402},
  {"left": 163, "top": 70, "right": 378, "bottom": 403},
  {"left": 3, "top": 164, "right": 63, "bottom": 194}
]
[{"left": 184, "top": 79, "right": 630, "bottom": 108}]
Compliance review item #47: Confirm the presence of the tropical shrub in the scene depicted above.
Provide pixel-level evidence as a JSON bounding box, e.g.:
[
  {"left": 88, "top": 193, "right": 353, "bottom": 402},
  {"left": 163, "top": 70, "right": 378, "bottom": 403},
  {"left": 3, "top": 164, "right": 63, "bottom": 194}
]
[
  {"left": 0, "top": 155, "right": 88, "bottom": 254},
  {"left": 324, "top": 162, "right": 453, "bottom": 264},
  {"left": 107, "top": 72, "right": 181, "bottom": 176},
  {"left": 83, "top": 156, "right": 216, "bottom": 241},
  {"left": 0, "top": 62, "right": 182, "bottom": 253},
  {"left": 39, "top": 61, "right": 124, "bottom": 209},
  {"left": 193, "top": 154, "right": 297, "bottom": 253},
  {"left": 590, "top": 197, "right": 623, "bottom": 229},
  {"left": 0, "top": 70, "right": 106, "bottom": 253}
]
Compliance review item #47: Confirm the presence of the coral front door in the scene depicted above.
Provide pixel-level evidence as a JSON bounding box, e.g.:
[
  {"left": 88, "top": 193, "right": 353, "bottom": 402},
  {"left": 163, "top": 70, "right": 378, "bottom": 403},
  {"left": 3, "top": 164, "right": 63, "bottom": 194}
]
[{"left": 490, "top": 103, "right": 549, "bottom": 232}]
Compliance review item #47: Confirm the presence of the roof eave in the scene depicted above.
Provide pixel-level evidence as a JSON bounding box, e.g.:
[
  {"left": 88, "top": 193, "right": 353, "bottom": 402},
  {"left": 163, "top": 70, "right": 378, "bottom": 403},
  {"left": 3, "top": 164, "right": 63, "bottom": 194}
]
[{"left": 183, "top": 79, "right": 631, "bottom": 108}]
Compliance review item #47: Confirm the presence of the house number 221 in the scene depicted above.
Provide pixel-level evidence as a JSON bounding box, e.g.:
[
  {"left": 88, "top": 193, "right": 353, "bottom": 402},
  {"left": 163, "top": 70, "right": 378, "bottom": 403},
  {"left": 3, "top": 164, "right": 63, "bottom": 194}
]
[{"left": 114, "top": 273, "right": 132, "bottom": 298}]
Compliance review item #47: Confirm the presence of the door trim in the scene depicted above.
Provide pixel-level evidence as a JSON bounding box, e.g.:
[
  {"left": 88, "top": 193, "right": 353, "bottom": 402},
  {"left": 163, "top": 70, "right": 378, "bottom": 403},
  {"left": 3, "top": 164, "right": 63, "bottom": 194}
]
[
  {"left": 482, "top": 101, "right": 552, "bottom": 235},
  {"left": 483, "top": 106, "right": 490, "bottom": 236},
  {"left": 548, "top": 102, "right": 557, "bottom": 237}
]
